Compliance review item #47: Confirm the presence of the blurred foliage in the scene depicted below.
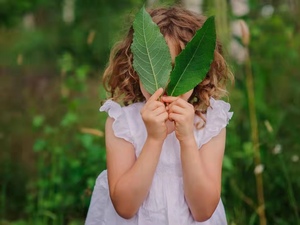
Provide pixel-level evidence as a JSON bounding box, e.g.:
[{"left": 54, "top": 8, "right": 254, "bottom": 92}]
[{"left": 0, "top": 0, "right": 299, "bottom": 225}]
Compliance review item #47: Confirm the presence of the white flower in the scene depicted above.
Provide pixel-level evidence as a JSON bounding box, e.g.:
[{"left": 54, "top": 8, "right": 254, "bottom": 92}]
[
  {"left": 230, "top": 0, "right": 250, "bottom": 17},
  {"left": 254, "top": 164, "right": 264, "bottom": 174},
  {"left": 229, "top": 40, "right": 248, "bottom": 64},
  {"left": 261, "top": 5, "right": 274, "bottom": 18},
  {"left": 231, "top": 20, "right": 250, "bottom": 46},
  {"left": 291, "top": 155, "right": 299, "bottom": 162},
  {"left": 273, "top": 144, "right": 282, "bottom": 155}
]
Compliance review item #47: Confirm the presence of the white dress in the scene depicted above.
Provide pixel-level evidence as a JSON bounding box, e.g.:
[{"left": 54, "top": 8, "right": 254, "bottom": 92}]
[{"left": 85, "top": 98, "right": 233, "bottom": 225}]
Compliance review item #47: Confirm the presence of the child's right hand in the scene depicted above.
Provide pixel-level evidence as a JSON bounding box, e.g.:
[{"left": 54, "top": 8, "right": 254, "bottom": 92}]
[{"left": 140, "top": 88, "right": 168, "bottom": 142}]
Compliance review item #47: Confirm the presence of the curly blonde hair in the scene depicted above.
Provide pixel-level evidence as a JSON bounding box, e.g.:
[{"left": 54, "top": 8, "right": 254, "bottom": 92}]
[{"left": 102, "top": 6, "right": 233, "bottom": 113}]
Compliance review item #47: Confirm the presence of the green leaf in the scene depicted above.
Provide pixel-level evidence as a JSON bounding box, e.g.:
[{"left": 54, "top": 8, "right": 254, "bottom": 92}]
[
  {"left": 167, "top": 16, "right": 216, "bottom": 96},
  {"left": 32, "top": 115, "right": 45, "bottom": 128},
  {"left": 33, "top": 139, "right": 47, "bottom": 152},
  {"left": 60, "top": 112, "right": 78, "bottom": 127},
  {"left": 131, "top": 6, "right": 172, "bottom": 94}
]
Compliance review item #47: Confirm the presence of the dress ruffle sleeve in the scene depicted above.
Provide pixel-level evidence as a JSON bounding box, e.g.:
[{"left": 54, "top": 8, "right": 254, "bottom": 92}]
[
  {"left": 99, "top": 100, "right": 134, "bottom": 145},
  {"left": 200, "top": 98, "right": 233, "bottom": 146}
]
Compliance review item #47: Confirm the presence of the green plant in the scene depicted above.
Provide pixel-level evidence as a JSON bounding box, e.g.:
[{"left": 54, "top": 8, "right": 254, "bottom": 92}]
[{"left": 26, "top": 53, "right": 106, "bottom": 225}]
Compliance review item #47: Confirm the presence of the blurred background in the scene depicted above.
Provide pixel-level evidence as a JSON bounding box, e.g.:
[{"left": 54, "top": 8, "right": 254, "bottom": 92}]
[{"left": 0, "top": 0, "right": 299, "bottom": 224}]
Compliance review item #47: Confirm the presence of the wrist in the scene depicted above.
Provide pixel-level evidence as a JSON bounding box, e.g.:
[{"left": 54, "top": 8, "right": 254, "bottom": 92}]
[
  {"left": 179, "top": 136, "right": 197, "bottom": 150},
  {"left": 146, "top": 135, "right": 165, "bottom": 146}
]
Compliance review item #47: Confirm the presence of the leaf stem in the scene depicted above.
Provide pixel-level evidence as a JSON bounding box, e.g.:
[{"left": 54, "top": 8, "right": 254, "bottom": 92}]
[{"left": 245, "top": 48, "right": 267, "bottom": 225}]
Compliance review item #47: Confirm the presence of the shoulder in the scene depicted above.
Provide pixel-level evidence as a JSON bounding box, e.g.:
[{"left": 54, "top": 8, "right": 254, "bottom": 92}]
[
  {"left": 195, "top": 97, "right": 233, "bottom": 147},
  {"left": 206, "top": 97, "right": 233, "bottom": 125},
  {"left": 100, "top": 100, "right": 145, "bottom": 146},
  {"left": 100, "top": 100, "right": 144, "bottom": 115},
  {"left": 123, "top": 102, "right": 145, "bottom": 116}
]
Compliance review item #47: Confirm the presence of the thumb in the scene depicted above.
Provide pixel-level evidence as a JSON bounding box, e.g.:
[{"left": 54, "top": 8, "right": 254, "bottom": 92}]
[{"left": 148, "top": 88, "right": 164, "bottom": 101}]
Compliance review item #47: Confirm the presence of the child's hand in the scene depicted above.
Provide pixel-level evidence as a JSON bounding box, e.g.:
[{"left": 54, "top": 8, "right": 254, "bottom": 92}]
[
  {"left": 141, "top": 88, "right": 168, "bottom": 142},
  {"left": 162, "top": 96, "right": 195, "bottom": 142}
]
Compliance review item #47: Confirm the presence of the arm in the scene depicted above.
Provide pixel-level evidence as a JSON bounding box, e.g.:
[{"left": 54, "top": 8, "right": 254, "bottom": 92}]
[
  {"left": 180, "top": 129, "right": 225, "bottom": 222},
  {"left": 163, "top": 96, "right": 225, "bottom": 222},
  {"left": 106, "top": 88, "right": 168, "bottom": 219}
]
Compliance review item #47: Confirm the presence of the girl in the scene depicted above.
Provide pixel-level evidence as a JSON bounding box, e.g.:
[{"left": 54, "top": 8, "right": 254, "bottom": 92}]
[{"left": 86, "top": 6, "right": 233, "bottom": 225}]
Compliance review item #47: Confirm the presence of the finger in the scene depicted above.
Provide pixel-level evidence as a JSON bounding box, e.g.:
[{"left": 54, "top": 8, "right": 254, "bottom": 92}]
[
  {"left": 168, "top": 104, "right": 186, "bottom": 115},
  {"left": 161, "top": 96, "right": 178, "bottom": 103},
  {"left": 144, "top": 98, "right": 163, "bottom": 109},
  {"left": 145, "top": 101, "right": 165, "bottom": 112},
  {"left": 163, "top": 96, "right": 187, "bottom": 108},
  {"left": 152, "top": 105, "right": 167, "bottom": 116},
  {"left": 168, "top": 112, "right": 183, "bottom": 123},
  {"left": 157, "top": 111, "right": 168, "bottom": 121},
  {"left": 162, "top": 96, "right": 178, "bottom": 111},
  {"left": 148, "top": 88, "right": 164, "bottom": 102},
  {"left": 167, "top": 98, "right": 191, "bottom": 111}
]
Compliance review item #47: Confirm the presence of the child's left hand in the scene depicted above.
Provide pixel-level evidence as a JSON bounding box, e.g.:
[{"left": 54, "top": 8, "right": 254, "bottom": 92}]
[{"left": 162, "top": 96, "right": 195, "bottom": 142}]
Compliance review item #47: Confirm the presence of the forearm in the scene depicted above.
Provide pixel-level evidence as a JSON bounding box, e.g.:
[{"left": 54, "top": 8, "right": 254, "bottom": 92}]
[
  {"left": 180, "top": 139, "right": 220, "bottom": 222},
  {"left": 111, "top": 137, "right": 163, "bottom": 218}
]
